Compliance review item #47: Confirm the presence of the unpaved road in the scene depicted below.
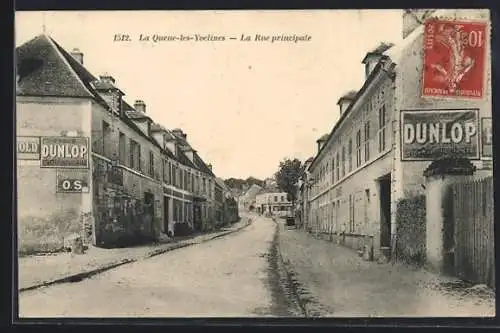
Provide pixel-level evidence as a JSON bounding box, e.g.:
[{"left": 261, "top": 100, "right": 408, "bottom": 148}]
[{"left": 19, "top": 216, "right": 295, "bottom": 317}]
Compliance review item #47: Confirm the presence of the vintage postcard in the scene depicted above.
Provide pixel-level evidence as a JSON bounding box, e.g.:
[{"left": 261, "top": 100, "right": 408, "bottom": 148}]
[{"left": 14, "top": 9, "right": 494, "bottom": 319}]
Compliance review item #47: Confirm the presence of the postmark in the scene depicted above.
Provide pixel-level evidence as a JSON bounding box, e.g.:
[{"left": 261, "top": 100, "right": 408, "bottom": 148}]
[{"left": 422, "top": 18, "right": 487, "bottom": 99}]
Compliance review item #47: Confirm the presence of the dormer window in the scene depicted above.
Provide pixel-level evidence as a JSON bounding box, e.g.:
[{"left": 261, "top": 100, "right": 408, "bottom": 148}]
[{"left": 94, "top": 74, "right": 125, "bottom": 115}]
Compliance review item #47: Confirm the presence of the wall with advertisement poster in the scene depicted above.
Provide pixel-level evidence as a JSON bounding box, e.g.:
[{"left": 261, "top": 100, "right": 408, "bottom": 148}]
[
  {"left": 400, "top": 109, "right": 480, "bottom": 161},
  {"left": 390, "top": 9, "right": 492, "bottom": 202}
]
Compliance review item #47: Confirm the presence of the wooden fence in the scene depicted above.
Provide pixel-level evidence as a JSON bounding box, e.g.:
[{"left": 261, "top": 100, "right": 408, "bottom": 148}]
[{"left": 451, "top": 176, "right": 495, "bottom": 289}]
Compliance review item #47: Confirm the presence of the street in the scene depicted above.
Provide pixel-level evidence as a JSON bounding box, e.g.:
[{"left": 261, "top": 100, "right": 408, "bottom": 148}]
[{"left": 19, "top": 216, "right": 293, "bottom": 318}]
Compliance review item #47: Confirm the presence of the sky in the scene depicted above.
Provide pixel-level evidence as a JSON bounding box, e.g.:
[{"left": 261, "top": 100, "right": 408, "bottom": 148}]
[{"left": 15, "top": 10, "right": 403, "bottom": 180}]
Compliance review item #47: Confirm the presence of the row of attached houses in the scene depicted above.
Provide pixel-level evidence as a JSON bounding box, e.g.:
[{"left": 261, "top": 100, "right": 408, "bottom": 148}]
[
  {"left": 299, "top": 9, "right": 493, "bottom": 266},
  {"left": 16, "top": 34, "right": 238, "bottom": 253}
]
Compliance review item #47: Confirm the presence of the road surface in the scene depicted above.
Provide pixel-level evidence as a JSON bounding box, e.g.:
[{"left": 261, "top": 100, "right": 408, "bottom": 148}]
[{"left": 19, "top": 216, "right": 292, "bottom": 317}]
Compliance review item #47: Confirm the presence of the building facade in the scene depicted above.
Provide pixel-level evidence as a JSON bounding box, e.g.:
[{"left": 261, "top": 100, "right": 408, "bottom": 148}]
[
  {"left": 16, "top": 34, "right": 222, "bottom": 252},
  {"left": 255, "top": 191, "right": 293, "bottom": 217},
  {"left": 305, "top": 9, "right": 493, "bottom": 262}
]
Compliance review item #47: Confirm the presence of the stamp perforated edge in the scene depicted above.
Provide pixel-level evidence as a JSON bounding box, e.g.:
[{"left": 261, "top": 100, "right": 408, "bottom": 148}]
[{"left": 420, "top": 14, "right": 491, "bottom": 101}]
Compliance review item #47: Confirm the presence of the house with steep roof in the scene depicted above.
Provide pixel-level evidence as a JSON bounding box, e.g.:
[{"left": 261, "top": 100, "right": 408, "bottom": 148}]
[
  {"left": 16, "top": 34, "right": 224, "bottom": 252},
  {"left": 237, "top": 184, "right": 262, "bottom": 212}
]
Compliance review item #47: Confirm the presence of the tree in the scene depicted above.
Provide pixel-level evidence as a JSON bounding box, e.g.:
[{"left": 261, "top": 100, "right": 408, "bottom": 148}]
[{"left": 274, "top": 158, "right": 304, "bottom": 210}]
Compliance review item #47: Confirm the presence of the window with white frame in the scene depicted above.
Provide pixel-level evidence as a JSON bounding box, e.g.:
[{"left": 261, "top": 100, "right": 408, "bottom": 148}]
[
  {"left": 148, "top": 150, "right": 155, "bottom": 177},
  {"left": 347, "top": 139, "right": 353, "bottom": 173},
  {"left": 356, "top": 129, "right": 362, "bottom": 167},
  {"left": 349, "top": 194, "right": 355, "bottom": 233},
  {"left": 364, "top": 121, "right": 370, "bottom": 162},
  {"left": 331, "top": 157, "right": 335, "bottom": 183},
  {"left": 378, "top": 104, "right": 387, "bottom": 153},
  {"left": 335, "top": 152, "right": 340, "bottom": 182},
  {"left": 341, "top": 146, "right": 346, "bottom": 178}
]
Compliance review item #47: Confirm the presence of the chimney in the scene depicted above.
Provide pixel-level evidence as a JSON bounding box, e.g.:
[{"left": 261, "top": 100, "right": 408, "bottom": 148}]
[
  {"left": 99, "top": 74, "right": 116, "bottom": 84},
  {"left": 172, "top": 128, "right": 184, "bottom": 138},
  {"left": 70, "top": 48, "right": 84, "bottom": 65},
  {"left": 207, "top": 164, "right": 212, "bottom": 171},
  {"left": 134, "top": 100, "right": 146, "bottom": 113},
  {"left": 403, "top": 9, "right": 436, "bottom": 39}
]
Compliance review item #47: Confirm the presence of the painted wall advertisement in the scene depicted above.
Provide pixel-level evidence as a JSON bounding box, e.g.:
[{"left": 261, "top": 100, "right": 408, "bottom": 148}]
[
  {"left": 41, "top": 136, "right": 89, "bottom": 168},
  {"left": 56, "top": 169, "right": 90, "bottom": 193},
  {"left": 17, "top": 136, "right": 40, "bottom": 160},
  {"left": 481, "top": 117, "right": 492, "bottom": 158},
  {"left": 401, "top": 109, "right": 479, "bottom": 161}
]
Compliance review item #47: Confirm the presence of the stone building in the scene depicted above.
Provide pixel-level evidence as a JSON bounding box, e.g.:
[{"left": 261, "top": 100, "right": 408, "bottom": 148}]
[
  {"left": 306, "top": 9, "right": 492, "bottom": 262},
  {"left": 16, "top": 34, "right": 221, "bottom": 252}
]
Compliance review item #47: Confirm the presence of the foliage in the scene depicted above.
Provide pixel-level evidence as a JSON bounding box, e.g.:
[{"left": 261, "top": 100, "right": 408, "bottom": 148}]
[
  {"left": 394, "top": 195, "right": 426, "bottom": 265},
  {"left": 224, "top": 177, "right": 264, "bottom": 190},
  {"left": 274, "top": 157, "right": 304, "bottom": 204}
]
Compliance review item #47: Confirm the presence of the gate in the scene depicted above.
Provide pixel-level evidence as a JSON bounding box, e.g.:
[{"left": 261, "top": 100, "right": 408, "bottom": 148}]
[{"left": 452, "top": 176, "right": 495, "bottom": 289}]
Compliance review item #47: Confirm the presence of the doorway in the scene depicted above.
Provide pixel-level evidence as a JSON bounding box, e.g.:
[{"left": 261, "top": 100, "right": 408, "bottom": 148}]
[
  {"left": 378, "top": 174, "right": 391, "bottom": 256},
  {"left": 163, "top": 196, "right": 170, "bottom": 234},
  {"left": 144, "top": 192, "right": 155, "bottom": 238}
]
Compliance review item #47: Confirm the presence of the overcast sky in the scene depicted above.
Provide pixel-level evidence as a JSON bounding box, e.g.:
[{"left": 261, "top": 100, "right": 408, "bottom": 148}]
[{"left": 16, "top": 10, "right": 403, "bottom": 180}]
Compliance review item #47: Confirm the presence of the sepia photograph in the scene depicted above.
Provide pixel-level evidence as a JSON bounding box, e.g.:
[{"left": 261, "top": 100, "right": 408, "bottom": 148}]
[{"left": 15, "top": 9, "right": 494, "bottom": 319}]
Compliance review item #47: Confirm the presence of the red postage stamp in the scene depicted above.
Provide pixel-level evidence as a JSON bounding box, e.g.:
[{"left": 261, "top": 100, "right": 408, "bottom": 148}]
[{"left": 422, "top": 19, "right": 487, "bottom": 99}]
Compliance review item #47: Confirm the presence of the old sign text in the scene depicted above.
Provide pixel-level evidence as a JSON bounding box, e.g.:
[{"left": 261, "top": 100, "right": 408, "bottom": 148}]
[{"left": 17, "top": 136, "right": 40, "bottom": 160}]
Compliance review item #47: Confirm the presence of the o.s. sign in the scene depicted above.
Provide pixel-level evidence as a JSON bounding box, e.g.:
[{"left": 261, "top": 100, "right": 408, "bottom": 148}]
[{"left": 56, "top": 170, "right": 90, "bottom": 193}]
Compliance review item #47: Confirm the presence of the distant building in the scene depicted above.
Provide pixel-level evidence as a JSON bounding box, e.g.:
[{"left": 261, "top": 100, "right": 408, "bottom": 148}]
[
  {"left": 237, "top": 184, "right": 262, "bottom": 211},
  {"left": 255, "top": 190, "right": 292, "bottom": 217}
]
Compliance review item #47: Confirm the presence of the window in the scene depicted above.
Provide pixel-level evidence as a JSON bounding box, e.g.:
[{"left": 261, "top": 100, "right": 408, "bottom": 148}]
[
  {"left": 183, "top": 170, "right": 188, "bottom": 191},
  {"left": 118, "top": 132, "right": 126, "bottom": 164},
  {"left": 129, "top": 139, "right": 137, "bottom": 169},
  {"left": 203, "top": 178, "right": 206, "bottom": 194},
  {"left": 335, "top": 152, "right": 340, "bottom": 181},
  {"left": 356, "top": 129, "right": 362, "bottom": 167},
  {"left": 281, "top": 195, "right": 285, "bottom": 202},
  {"left": 331, "top": 157, "right": 335, "bottom": 183},
  {"left": 347, "top": 139, "right": 353, "bottom": 173},
  {"left": 364, "top": 121, "right": 370, "bottom": 162},
  {"left": 378, "top": 104, "right": 387, "bottom": 153},
  {"left": 191, "top": 173, "right": 195, "bottom": 193},
  {"left": 349, "top": 194, "right": 355, "bottom": 233},
  {"left": 341, "top": 146, "right": 346, "bottom": 178},
  {"left": 274, "top": 196, "right": 278, "bottom": 202},
  {"left": 179, "top": 168, "right": 184, "bottom": 189},
  {"left": 102, "top": 121, "right": 111, "bottom": 157},
  {"left": 148, "top": 151, "right": 155, "bottom": 177},
  {"left": 172, "top": 164, "right": 177, "bottom": 186},
  {"left": 163, "top": 160, "right": 168, "bottom": 183}
]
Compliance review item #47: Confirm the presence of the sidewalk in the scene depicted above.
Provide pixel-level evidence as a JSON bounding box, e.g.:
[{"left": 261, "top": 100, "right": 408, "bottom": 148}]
[
  {"left": 276, "top": 221, "right": 495, "bottom": 317},
  {"left": 19, "top": 217, "right": 251, "bottom": 292}
]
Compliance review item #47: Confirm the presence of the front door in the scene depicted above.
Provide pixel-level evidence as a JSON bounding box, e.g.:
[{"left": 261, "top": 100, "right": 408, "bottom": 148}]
[
  {"left": 379, "top": 175, "right": 391, "bottom": 255},
  {"left": 163, "top": 196, "right": 170, "bottom": 234},
  {"left": 144, "top": 192, "right": 155, "bottom": 237}
]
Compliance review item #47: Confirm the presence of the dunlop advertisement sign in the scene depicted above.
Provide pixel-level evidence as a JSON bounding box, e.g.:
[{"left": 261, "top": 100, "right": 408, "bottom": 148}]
[
  {"left": 17, "top": 136, "right": 40, "bottom": 160},
  {"left": 401, "top": 109, "right": 479, "bottom": 161},
  {"left": 41, "top": 136, "right": 89, "bottom": 168},
  {"left": 481, "top": 118, "right": 492, "bottom": 158}
]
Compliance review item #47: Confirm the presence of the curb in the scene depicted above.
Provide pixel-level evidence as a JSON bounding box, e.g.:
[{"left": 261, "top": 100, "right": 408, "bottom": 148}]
[
  {"left": 272, "top": 218, "right": 330, "bottom": 318},
  {"left": 19, "top": 218, "right": 253, "bottom": 293}
]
